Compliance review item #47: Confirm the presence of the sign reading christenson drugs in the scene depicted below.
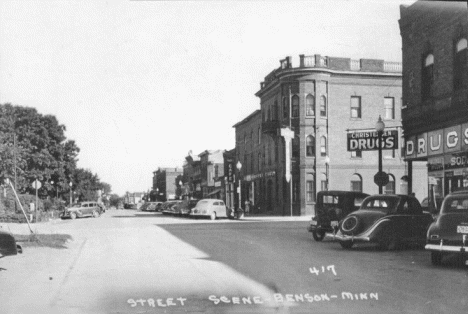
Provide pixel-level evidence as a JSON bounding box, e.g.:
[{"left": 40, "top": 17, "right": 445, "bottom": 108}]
[{"left": 347, "top": 130, "right": 398, "bottom": 151}]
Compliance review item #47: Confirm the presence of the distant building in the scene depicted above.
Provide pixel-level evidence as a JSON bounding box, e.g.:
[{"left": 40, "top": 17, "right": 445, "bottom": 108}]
[
  {"left": 198, "top": 150, "right": 225, "bottom": 199},
  {"left": 183, "top": 151, "right": 201, "bottom": 199},
  {"left": 399, "top": 1, "right": 468, "bottom": 197},
  {"left": 234, "top": 54, "right": 427, "bottom": 216},
  {"left": 152, "top": 167, "right": 183, "bottom": 201}
]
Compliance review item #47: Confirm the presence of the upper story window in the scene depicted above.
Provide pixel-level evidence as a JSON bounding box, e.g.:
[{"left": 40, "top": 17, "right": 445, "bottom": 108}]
[
  {"left": 320, "top": 96, "right": 327, "bottom": 117},
  {"left": 350, "top": 96, "right": 361, "bottom": 118},
  {"left": 258, "top": 152, "right": 262, "bottom": 171},
  {"left": 306, "top": 94, "right": 315, "bottom": 116},
  {"left": 306, "top": 135, "right": 315, "bottom": 157},
  {"left": 422, "top": 53, "right": 434, "bottom": 101},
  {"left": 282, "top": 97, "right": 288, "bottom": 120},
  {"left": 274, "top": 100, "right": 278, "bottom": 120},
  {"left": 291, "top": 95, "right": 299, "bottom": 118},
  {"left": 384, "top": 97, "right": 395, "bottom": 120},
  {"left": 320, "top": 136, "right": 327, "bottom": 157},
  {"left": 258, "top": 127, "right": 261, "bottom": 144},
  {"left": 292, "top": 135, "right": 299, "bottom": 158},
  {"left": 454, "top": 38, "right": 467, "bottom": 90},
  {"left": 244, "top": 134, "right": 247, "bottom": 145}
]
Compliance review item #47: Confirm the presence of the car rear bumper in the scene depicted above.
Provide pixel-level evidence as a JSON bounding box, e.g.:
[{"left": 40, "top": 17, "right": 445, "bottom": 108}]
[
  {"left": 425, "top": 243, "right": 467, "bottom": 253},
  {"left": 329, "top": 233, "right": 371, "bottom": 243}
]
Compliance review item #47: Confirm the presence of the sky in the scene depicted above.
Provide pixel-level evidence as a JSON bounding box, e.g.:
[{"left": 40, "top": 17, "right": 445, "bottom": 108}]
[{"left": 0, "top": 0, "right": 417, "bottom": 195}]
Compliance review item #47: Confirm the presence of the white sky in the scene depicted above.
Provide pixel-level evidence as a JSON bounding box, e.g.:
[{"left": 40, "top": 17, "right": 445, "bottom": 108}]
[{"left": 0, "top": 0, "right": 416, "bottom": 195}]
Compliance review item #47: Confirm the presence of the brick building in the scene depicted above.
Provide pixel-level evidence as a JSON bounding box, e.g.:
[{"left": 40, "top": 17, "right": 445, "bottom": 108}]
[
  {"left": 399, "top": 1, "right": 468, "bottom": 199},
  {"left": 234, "top": 54, "right": 427, "bottom": 216},
  {"left": 152, "top": 167, "right": 183, "bottom": 201}
]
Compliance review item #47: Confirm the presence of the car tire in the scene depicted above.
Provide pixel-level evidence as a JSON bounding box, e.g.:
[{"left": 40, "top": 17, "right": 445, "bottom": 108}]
[
  {"left": 312, "top": 230, "right": 325, "bottom": 242},
  {"left": 340, "top": 241, "right": 354, "bottom": 249},
  {"left": 210, "top": 212, "right": 217, "bottom": 220},
  {"left": 431, "top": 251, "right": 443, "bottom": 266},
  {"left": 340, "top": 216, "right": 360, "bottom": 235},
  {"left": 70, "top": 212, "right": 77, "bottom": 220},
  {"left": 92, "top": 210, "right": 99, "bottom": 218}
]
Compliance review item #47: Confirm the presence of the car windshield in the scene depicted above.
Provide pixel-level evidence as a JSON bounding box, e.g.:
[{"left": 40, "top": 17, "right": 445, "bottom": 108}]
[
  {"left": 361, "top": 197, "right": 399, "bottom": 212},
  {"left": 441, "top": 195, "right": 468, "bottom": 214},
  {"left": 322, "top": 195, "right": 343, "bottom": 205}
]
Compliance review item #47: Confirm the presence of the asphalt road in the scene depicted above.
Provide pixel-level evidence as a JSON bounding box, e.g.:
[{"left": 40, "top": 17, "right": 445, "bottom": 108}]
[{"left": 1, "top": 209, "right": 467, "bottom": 314}]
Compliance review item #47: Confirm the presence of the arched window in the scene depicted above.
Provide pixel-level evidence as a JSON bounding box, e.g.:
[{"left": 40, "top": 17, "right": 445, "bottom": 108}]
[
  {"left": 320, "top": 136, "right": 327, "bottom": 157},
  {"left": 306, "top": 135, "right": 315, "bottom": 157},
  {"left": 291, "top": 95, "right": 299, "bottom": 118},
  {"left": 320, "top": 173, "right": 328, "bottom": 191},
  {"left": 350, "top": 174, "right": 362, "bottom": 192},
  {"left": 306, "top": 94, "right": 315, "bottom": 116},
  {"left": 282, "top": 97, "right": 288, "bottom": 120},
  {"left": 384, "top": 174, "right": 395, "bottom": 194},
  {"left": 454, "top": 38, "right": 467, "bottom": 90},
  {"left": 320, "top": 96, "right": 327, "bottom": 117},
  {"left": 422, "top": 53, "right": 434, "bottom": 100}
]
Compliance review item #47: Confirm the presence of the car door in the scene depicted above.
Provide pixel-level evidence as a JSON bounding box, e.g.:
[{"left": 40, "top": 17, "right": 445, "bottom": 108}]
[
  {"left": 81, "top": 203, "right": 89, "bottom": 216},
  {"left": 218, "top": 201, "right": 227, "bottom": 217},
  {"left": 408, "top": 198, "right": 432, "bottom": 241},
  {"left": 393, "top": 199, "right": 413, "bottom": 240}
]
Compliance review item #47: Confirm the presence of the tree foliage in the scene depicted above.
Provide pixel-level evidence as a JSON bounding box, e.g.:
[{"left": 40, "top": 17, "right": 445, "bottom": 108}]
[{"left": 0, "top": 103, "right": 112, "bottom": 202}]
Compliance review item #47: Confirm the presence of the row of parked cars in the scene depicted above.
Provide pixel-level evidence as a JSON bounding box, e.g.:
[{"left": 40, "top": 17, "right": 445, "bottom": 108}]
[
  {"left": 139, "top": 199, "right": 231, "bottom": 220},
  {"left": 308, "top": 189, "right": 468, "bottom": 267}
]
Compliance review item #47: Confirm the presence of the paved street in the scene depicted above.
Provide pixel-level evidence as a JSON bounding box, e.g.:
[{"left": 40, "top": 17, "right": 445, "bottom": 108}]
[{"left": 1, "top": 209, "right": 467, "bottom": 314}]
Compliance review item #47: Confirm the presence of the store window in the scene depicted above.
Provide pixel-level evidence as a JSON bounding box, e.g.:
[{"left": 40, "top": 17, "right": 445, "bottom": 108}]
[
  {"left": 320, "top": 96, "right": 327, "bottom": 117},
  {"left": 454, "top": 38, "right": 467, "bottom": 90},
  {"left": 384, "top": 97, "right": 395, "bottom": 120},
  {"left": 422, "top": 53, "right": 434, "bottom": 101},
  {"left": 283, "top": 97, "right": 288, "bottom": 119},
  {"left": 291, "top": 95, "right": 299, "bottom": 118},
  {"left": 306, "top": 180, "right": 315, "bottom": 202},
  {"left": 306, "top": 135, "right": 315, "bottom": 157},
  {"left": 350, "top": 174, "right": 363, "bottom": 192},
  {"left": 384, "top": 174, "right": 395, "bottom": 194},
  {"left": 350, "top": 96, "right": 361, "bottom": 118},
  {"left": 306, "top": 94, "right": 315, "bottom": 116}
]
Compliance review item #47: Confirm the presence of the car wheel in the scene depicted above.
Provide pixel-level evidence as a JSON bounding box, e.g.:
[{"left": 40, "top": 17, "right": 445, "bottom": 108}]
[
  {"left": 340, "top": 241, "right": 354, "bottom": 249},
  {"left": 92, "top": 210, "right": 99, "bottom": 218},
  {"left": 210, "top": 212, "right": 217, "bottom": 220},
  {"left": 312, "top": 230, "right": 325, "bottom": 242},
  {"left": 431, "top": 251, "right": 443, "bottom": 266},
  {"left": 340, "top": 216, "right": 360, "bottom": 235},
  {"left": 70, "top": 212, "right": 77, "bottom": 220}
]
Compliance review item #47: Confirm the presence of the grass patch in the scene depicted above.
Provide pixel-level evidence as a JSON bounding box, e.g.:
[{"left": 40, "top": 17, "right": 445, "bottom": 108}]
[{"left": 13, "top": 233, "right": 73, "bottom": 249}]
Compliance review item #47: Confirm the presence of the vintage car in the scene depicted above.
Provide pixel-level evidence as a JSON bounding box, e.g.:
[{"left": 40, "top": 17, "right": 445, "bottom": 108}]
[
  {"left": 425, "top": 190, "right": 468, "bottom": 266},
  {"left": 139, "top": 202, "right": 162, "bottom": 212},
  {"left": 161, "top": 201, "right": 182, "bottom": 215},
  {"left": 61, "top": 201, "right": 103, "bottom": 219},
  {"left": 0, "top": 229, "right": 22, "bottom": 257},
  {"left": 335, "top": 194, "right": 433, "bottom": 250},
  {"left": 172, "top": 199, "right": 199, "bottom": 216},
  {"left": 308, "top": 190, "right": 369, "bottom": 241},
  {"left": 189, "top": 199, "right": 228, "bottom": 220}
]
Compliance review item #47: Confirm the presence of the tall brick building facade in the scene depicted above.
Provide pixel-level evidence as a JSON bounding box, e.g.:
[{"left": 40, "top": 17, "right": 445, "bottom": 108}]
[
  {"left": 235, "top": 54, "right": 427, "bottom": 216},
  {"left": 399, "top": 1, "right": 468, "bottom": 199}
]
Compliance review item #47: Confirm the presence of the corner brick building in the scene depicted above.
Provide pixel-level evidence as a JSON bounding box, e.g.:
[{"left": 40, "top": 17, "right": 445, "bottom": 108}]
[
  {"left": 234, "top": 54, "right": 427, "bottom": 216},
  {"left": 399, "top": 1, "right": 468, "bottom": 199}
]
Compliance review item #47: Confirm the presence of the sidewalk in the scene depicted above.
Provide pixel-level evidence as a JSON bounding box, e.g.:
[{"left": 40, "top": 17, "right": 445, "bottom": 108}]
[
  {"left": 238, "top": 214, "right": 311, "bottom": 222},
  {"left": 0, "top": 218, "right": 64, "bottom": 235}
]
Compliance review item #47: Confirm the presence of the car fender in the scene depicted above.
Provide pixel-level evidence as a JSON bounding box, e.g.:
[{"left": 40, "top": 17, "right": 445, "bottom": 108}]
[{"left": 359, "top": 218, "right": 393, "bottom": 240}]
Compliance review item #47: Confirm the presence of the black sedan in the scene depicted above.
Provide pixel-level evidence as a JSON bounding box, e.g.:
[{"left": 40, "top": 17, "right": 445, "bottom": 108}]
[
  {"left": 334, "top": 194, "right": 433, "bottom": 250},
  {"left": 0, "top": 229, "right": 22, "bottom": 258},
  {"left": 425, "top": 190, "right": 468, "bottom": 266}
]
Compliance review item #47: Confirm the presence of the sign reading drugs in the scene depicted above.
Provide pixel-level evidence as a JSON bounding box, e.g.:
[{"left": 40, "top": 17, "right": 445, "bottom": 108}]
[{"left": 347, "top": 130, "right": 398, "bottom": 151}]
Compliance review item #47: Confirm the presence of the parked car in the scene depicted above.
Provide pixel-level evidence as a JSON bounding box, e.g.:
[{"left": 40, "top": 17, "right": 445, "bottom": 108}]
[
  {"left": 421, "top": 196, "right": 443, "bottom": 217},
  {"left": 308, "top": 190, "right": 369, "bottom": 241},
  {"left": 161, "top": 201, "right": 182, "bottom": 215},
  {"left": 139, "top": 202, "right": 162, "bottom": 212},
  {"left": 172, "top": 199, "right": 199, "bottom": 216},
  {"left": 0, "top": 229, "right": 22, "bottom": 257},
  {"left": 425, "top": 190, "right": 468, "bottom": 266},
  {"left": 61, "top": 201, "right": 102, "bottom": 219},
  {"left": 335, "top": 194, "right": 433, "bottom": 250},
  {"left": 189, "top": 199, "right": 228, "bottom": 220}
]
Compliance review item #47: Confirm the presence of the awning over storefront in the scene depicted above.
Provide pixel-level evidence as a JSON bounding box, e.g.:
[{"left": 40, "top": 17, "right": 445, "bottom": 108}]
[{"left": 206, "top": 189, "right": 222, "bottom": 197}]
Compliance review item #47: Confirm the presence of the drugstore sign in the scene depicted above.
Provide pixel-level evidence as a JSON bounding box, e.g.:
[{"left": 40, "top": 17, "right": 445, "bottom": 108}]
[
  {"left": 347, "top": 130, "right": 398, "bottom": 151},
  {"left": 406, "top": 123, "right": 468, "bottom": 159}
]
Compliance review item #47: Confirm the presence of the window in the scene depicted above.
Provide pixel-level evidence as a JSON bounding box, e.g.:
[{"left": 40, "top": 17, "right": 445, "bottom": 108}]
[
  {"left": 422, "top": 53, "right": 434, "bottom": 101},
  {"left": 244, "top": 134, "right": 247, "bottom": 145},
  {"left": 320, "top": 96, "right": 327, "bottom": 117},
  {"left": 384, "top": 97, "right": 395, "bottom": 120},
  {"left": 351, "top": 150, "right": 362, "bottom": 158},
  {"left": 291, "top": 95, "right": 299, "bottom": 118},
  {"left": 292, "top": 135, "right": 299, "bottom": 158},
  {"left": 350, "top": 96, "right": 361, "bottom": 118},
  {"left": 320, "top": 136, "right": 327, "bottom": 157},
  {"left": 293, "top": 179, "right": 299, "bottom": 203},
  {"left": 384, "top": 149, "right": 395, "bottom": 159},
  {"left": 306, "top": 135, "right": 315, "bottom": 157},
  {"left": 258, "top": 127, "right": 261, "bottom": 144},
  {"left": 258, "top": 152, "right": 262, "bottom": 171},
  {"left": 454, "top": 38, "right": 468, "bottom": 90},
  {"left": 350, "top": 174, "right": 362, "bottom": 192},
  {"left": 321, "top": 173, "right": 327, "bottom": 191},
  {"left": 384, "top": 174, "right": 395, "bottom": 194},
  {"left": 274, "top": 100, "right": 278, "bottom": 120},
  {"left": 306, "top": 94, "right": 315, "bottom": 116},
  {"left": 306, "top": 180, "right": 315, "bottom": 202},
  {"left": 282, "top": 97, "right": 288, "bottom": 119}
]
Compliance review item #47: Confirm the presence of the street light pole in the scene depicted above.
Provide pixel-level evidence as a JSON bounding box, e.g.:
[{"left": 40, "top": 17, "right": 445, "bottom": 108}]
[
  {"left": 236, "top": 161, "right": 242, "bottom": 215},
  {"left": 375, "top": 116, "right": 386, "bottom": 194},
  {"left": 69, "top": 181, "right": 73, "bottom": 205}
]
